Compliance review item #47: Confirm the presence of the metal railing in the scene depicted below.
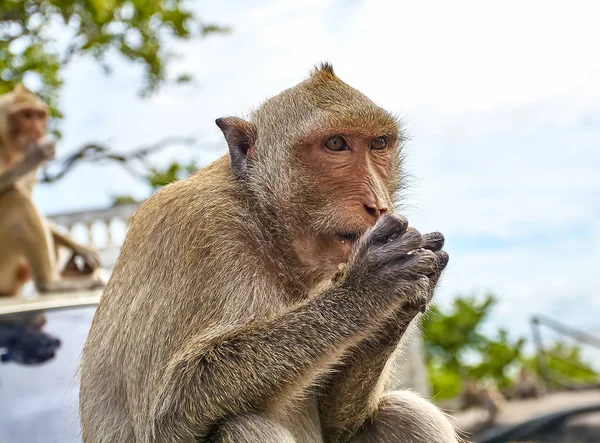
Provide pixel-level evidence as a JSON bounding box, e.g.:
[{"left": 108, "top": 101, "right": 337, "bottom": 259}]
[{"left": 531, "top": 315, "right": 600, "bottom": 392}]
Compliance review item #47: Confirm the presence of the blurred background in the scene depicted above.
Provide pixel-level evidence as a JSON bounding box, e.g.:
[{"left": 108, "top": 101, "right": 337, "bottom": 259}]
[{"left": 0, "top": 1, "right": 598, "bottom": 442}]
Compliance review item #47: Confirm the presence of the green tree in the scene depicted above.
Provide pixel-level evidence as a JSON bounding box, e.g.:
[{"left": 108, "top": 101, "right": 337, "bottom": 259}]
[
  {"left": 423, "top": 293, "right": 496, "bottom": 374},
  {"left": 110, "top": 159, "right": 197, "bottom": 205},
  {"left": 422, "top": 293, "right": 515, "bottom": 400},
  {"left": 524, "top": 341, "right": 599, "bottom": 388},
  {"left": 1, "top": 0, "right": 230, "bottom": 99},
  {"left": 146, "top": 160, "right": 197, "bottom": 191},
  {"left": 470, "top": 328, "right": 526, "bottom": 390},
  {"left": 422, "top": 294, "right": 599, "bottom": 401},
  {"left": 1, "top": 0, "right": 229, "bottom": 174}
]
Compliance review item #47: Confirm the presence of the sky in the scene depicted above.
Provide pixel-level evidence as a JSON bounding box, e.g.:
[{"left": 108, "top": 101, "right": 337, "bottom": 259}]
[{"left": 32, "top": 0, "right": 600, "bottom": 357}]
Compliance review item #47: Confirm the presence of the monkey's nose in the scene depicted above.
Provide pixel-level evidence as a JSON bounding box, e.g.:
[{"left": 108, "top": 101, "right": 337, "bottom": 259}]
[{"left": 363, "top": 202, "right": 388, "bottom": 221}]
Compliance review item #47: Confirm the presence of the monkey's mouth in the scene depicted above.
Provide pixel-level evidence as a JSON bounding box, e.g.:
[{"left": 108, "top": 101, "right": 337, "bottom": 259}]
[{"left": 336, "top": 232, "right": 361, "bottom": 245}]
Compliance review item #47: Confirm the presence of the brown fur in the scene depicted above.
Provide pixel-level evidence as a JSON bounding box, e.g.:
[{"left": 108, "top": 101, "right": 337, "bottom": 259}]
[
  {"left": 0, "top": 84, "right": 105, "bottom": 295},
  {"left": 79, "top": 63, "right": 461, "bottom": 443}
]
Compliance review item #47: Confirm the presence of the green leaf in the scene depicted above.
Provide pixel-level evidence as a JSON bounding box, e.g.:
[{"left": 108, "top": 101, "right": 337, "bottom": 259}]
[{"left": 1, "top": 0, "right": 229, "bottom": 119}]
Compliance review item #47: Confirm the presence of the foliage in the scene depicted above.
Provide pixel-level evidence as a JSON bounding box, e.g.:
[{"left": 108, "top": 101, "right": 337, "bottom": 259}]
[
  {"left": 109, "top": 160, "right": 196, "bottom": 205},
  {"left": 423, "top": 294, "right": 599, "bottom": 401},
  {"left": 423, "top": 294, "right": 496, "bottom": 373},
  {"left": 110, "top": 195, "right": 138, "bottom": 206},
  {"left": 0, "top": 0, "right": 230, "bottom": 109},
  {"left": 39, "top": 135, "right": 196, "bottom": 184},
  {"left": 523, "top": 341, "right": 599, "bottom": 387},
  {"left": 1, "top": 1, "right": 228, "bottom": 187},
  {"left": 146, "top": 160, "right": 197, "bottom": 191}
]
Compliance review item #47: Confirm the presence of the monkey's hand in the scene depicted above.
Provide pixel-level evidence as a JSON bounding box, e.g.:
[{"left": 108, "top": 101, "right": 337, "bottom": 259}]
[
  {"left": 72, "top": 246, "right": 102, "bottom": 271},
  {"left": 319, "top": 219, "right": 448, "bottom": 439},
  {"left": 0, "top": 140, "right": 57, "bottom": 193},
  {"left": 342, "top": 214, "right": 448, "bottom": 312},
  {"left": 27, "top": 139, "right": 56, "bottom": 165},
  {"left": 370, "top": 230, "right": 448, "bottom": 345},
  {"left": 414, "top": 231, "right": 448, "bottom": 312}
]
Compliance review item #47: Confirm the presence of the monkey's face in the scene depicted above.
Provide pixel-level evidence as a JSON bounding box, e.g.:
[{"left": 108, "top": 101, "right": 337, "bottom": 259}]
[
  {"left": 217, "top": 64, "right": 404, "bottom": 278},
  {"left": 9, "top": 106, "right": 48, "bottom": 151},
  {"left": 288, "top": 129, "right": 400, "bottom": 269}
]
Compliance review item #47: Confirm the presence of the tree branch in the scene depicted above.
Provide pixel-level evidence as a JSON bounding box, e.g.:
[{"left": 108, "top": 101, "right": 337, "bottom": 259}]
[{"left": 39, "top": 135, "right": 197, "bottom": 183}]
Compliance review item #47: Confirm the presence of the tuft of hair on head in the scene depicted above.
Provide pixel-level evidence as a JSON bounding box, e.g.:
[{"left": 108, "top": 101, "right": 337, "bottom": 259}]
[
  {"left": 11, "top": 84, "right": 38, "bottom": 101},
  {"left": 14, "top": 83, "right": 28, "bottom": 94},
  {"left": 310, "top": 62, "right": 337, "bottom": 79},
  {"left": 7, "top": 83, "right": 47, "bottom": 112}
]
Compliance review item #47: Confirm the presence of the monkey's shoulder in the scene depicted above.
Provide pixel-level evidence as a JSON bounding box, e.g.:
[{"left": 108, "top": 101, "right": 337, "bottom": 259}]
[{"left": 127, "top": 156, "right": 250, "bottom": 243}]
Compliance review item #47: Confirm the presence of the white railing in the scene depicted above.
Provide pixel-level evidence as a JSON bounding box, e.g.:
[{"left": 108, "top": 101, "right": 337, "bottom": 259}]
[
  {"left": 48, "top": 202, "right": 141, "bottom": 270},
  {"left": 0, "top": 203, "right": 142, "bottom": 316}
]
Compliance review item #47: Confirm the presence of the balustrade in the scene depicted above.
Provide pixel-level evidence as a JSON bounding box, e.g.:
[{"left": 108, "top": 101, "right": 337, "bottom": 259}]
[{"left": 48, "top": 202, "right": 140, "bottom": 269}]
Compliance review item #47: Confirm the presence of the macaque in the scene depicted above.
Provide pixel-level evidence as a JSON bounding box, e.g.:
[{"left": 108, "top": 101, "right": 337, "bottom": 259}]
[
  {"left": 460, "top": 379, "right": 507, "bottom": 423},
  {"left": 80, "top": 64, "right": 460, "bottom": 443},
  {"left": 514, "top": 366, "right": 542, "bottom": 399},
  {"left": 0, "top": 84, "right": 105, "bottom": 296}
]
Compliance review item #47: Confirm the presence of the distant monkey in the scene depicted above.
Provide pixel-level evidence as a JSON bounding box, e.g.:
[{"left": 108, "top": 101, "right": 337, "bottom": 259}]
[
  {"left": 460, "top": 379, "right": 507, "bottom": 423},
  {"left": 515, "top": 366, "right": 542, "bottom": 399},
  {"left": 0, "top": 84, "right": 104, "bottom": 295},
  {"left": 80, "top": 64, "right": 460, "bottom": 443},
  {"left": 0, "top": 84, "right": 54, "bottom": 194}
]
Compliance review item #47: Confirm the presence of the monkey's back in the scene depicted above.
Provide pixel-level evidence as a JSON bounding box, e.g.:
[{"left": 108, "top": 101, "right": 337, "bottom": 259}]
[{"left": 79, "top": 155, "right": 296, "bottom": 442}]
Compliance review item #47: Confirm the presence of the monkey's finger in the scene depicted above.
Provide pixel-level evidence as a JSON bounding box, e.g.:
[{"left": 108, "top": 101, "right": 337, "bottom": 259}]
[
  {"left": 422, "top": 232, "right": 445, "bottom": 252},
  {"left": 435, "top": 250, "right": 449, "bottom": 271},
  {"left": 425, "top": 250, "right": 450, "bottom": 288},
  {"left": 373, "top": 228, "right": 426, "bottom": 276},
  {"left": 389, "top": 248, "right": 436, "bottom": 279},
  {"left": 88, "top": 254, "right": 101, "bottom": 268},
  {"left": 367, "top": 214, "right": 409, "bottom": 245},
  {"left": 388, "top": 227, "right": 424, "bottom": 255},
  {"left": 80, "top": 250, "right": 101, "bottom": 268}
]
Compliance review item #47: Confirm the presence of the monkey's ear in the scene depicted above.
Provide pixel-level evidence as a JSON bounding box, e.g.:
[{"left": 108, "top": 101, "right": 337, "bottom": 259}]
[{"left": 215, "top": 117, "right": 257, "bottom": 180}]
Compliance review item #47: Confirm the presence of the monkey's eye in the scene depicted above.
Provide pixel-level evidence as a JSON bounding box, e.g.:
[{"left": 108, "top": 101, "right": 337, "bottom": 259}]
[
  {"left": 21, "top": 110, "right": 33, "bottom": 119},
  {"left": 370, "top": 137, "right": 387, "bottom": 150},
  {"left": 324, "top": 135, "right": 348, "bottom": 152}
]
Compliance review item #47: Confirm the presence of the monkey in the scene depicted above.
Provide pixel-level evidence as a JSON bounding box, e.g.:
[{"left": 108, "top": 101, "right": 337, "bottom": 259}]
[
  {"left": 0, "top": 84, "right": 105, "bottom": 296},
  {"left": 460, "top": 379, "right": 507, "bottom": 424},
  {"left": 514, "top": 366, "right": 542, "bottom": 399},
  {"left": 79, "top": 63, "right": 461, "bottom": 443}
]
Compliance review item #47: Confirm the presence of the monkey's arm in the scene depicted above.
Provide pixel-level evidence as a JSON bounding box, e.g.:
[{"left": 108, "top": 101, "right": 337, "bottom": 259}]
[
  {"left": 152, "top": 286, "right": 392, "bottom": 439},
  {"left": 0, "top": 140, "right": 55, "bottom": 193},
  {"left": 319, "top": 232, "right": 447, "bottom": 441},
  {"left": 48, "top": 221, "right": 101, "bottom": 269},
  {"left": 318, "top": 306, "right": 419, "bottom": 441},
  {"left": 0, "top": 154, "right": 40, "bottom": 193}
]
